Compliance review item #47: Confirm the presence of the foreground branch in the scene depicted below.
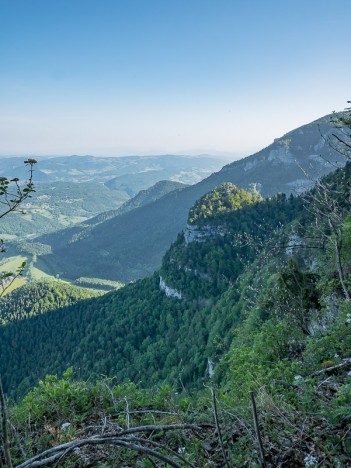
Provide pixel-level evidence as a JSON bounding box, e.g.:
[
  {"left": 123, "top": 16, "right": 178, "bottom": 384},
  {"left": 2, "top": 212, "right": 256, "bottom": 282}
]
[
  {"left": 17, "top": 423, "right": 210, "bottom": 468},
  {"left": 249, "top": 391, "right": 266, "bottom": 468}
]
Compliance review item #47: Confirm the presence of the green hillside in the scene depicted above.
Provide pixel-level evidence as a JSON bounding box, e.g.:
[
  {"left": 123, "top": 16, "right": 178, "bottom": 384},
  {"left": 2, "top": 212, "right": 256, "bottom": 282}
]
[
  {"left": 85, "top": 179, "right": 187, "bottom": 225},
  {"left": 0, "top": 184, "right": 298, "bottom": 392},
  {"left": 188, "top": 182, "right": 262, "bottom": 224}
]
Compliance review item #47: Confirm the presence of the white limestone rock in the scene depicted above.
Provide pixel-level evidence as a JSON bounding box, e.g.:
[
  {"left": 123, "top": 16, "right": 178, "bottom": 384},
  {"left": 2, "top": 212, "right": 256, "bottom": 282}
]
[{"left": 159, "top": 276, "right": 182, "bottom": 299}]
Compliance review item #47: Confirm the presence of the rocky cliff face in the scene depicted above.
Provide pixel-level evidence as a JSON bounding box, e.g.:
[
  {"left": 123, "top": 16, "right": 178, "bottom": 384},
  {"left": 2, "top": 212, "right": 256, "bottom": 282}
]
[
  {"left": 184, "top": 223, "right": 227, "bottom": 244},
  {"left": 159, "top": 276, "right": 183, "bottom": 299}
]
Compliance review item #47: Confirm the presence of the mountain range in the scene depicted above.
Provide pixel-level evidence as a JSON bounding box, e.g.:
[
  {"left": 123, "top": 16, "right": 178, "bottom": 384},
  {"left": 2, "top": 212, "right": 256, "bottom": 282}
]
[
  {"left": 0, "top": 154, "right": 228, "bottom": 186},
  {"left": 31, "top": 114, "right": 346, "bottom": 282},
  {"left": 0, "top": 154, "right": 225, "bottom": 240}
]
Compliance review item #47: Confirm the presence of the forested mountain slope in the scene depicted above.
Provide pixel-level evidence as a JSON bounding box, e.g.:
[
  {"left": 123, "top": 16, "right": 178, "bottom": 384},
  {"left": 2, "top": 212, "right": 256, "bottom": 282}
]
[
  {"left": 2, "top": 162, "right": 351, "bottom": 467},
  {"left": 36, "top": 114, "right": 346, "bottom": 282},
  {"left": 0, "top": 181, "right": 307, "bottom": 396}
]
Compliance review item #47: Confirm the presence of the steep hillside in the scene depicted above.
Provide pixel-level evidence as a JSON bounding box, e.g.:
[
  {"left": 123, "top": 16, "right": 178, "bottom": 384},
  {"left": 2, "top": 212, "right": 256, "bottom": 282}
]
[
  {"left": 36, "top": 114, "right": 346, "bottom": 282},
  {"left": 19, "top": 180, "right": 187, "bottom": 255},
  {"left": 84, "top": 180, "right": 187, "bottom": 225}
]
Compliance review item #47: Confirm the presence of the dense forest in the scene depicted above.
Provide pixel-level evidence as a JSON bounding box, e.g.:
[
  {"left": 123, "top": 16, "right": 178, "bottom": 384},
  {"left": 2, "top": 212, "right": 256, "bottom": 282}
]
[
  {"left": 0, "top": 183, "right": 305, "bottom": 396},
  {"left": 0, "top": 281, "right": 98, "bottom": 325},
  {"left": 1, "top": 119, "right": 351, "bottom": 466}
]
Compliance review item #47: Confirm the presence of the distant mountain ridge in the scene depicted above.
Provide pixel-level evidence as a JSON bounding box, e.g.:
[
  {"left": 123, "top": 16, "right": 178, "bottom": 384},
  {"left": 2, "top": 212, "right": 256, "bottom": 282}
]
[
  {"left": 34, "top": 114, "right": 347, "bottom": 282},
  {"left": 0, "top": 155, "right": 223, "bottom": 239},
  {"left": 85, "top": 180, "right": 187, "bottom": 225},
  {"left": 0, "top": 154, "right": 228, "bottom": 187}
]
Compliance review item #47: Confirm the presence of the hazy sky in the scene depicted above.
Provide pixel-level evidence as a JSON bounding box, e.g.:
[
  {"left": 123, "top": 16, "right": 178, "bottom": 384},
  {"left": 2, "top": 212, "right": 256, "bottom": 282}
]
[{"left": 0, "top": 0, "right": 350, "bottom": 157}]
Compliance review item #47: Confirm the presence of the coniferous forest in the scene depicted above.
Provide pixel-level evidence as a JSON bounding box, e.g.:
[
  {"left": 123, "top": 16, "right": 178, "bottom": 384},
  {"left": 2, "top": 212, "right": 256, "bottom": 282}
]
[{"left": 0, "top": 110, "right": 350, "bottom": 466}]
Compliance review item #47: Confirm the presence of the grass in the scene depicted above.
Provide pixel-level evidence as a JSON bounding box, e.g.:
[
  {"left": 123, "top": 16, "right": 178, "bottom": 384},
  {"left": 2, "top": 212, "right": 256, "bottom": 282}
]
[
  {"left": 0, "top": 255, "right": 28, "bottom": 295},
  {"left": 3, "top": 277, "right": 27, "bottom": 295},
  {"left": 0, "top": 255, "right": 115, "bottom": 295},
  {"left": 0, "top": 255, "right": 27, "bottom": 271},
  {"left": 29, "top": 266, "right": 59, "bottom": 281},
  {"left": 0, "top": 234, "right": 18, "bottom": 240}
]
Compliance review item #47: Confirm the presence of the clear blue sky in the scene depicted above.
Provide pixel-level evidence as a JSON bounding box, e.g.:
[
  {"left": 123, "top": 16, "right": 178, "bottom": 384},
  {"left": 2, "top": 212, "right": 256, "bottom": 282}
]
[{"left": 0, "top": 0, "right": 350, "bottom": 157}]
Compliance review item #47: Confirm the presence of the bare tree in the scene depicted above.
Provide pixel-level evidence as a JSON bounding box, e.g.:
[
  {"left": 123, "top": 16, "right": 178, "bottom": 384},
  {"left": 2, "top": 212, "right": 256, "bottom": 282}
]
[{"left": 0, "top": 159, "right": 37, "bottom": 297}]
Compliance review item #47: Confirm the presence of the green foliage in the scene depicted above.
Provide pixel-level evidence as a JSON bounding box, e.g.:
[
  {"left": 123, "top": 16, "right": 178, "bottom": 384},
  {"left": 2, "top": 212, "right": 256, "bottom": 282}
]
[
  {"left": 303, "top": 301, "right": 351, "bottom": 370},
  {"left": 161, "top": 191, "right": 302, "bottom": 299},
  {"left": 0, "top": 189, "right": 303, "bottom": 398},
  {"left": 188, "top": 182, "right": 262, "bottom": 224},
  {"left": 9, "top": 370, "right": 211, "bottom": 467}
]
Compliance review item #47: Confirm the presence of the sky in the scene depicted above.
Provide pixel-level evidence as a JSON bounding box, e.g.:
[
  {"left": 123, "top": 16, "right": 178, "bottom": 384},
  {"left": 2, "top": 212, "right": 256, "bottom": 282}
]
[{"left": 0, "top": 0, "right": 350, "bottom": 158}]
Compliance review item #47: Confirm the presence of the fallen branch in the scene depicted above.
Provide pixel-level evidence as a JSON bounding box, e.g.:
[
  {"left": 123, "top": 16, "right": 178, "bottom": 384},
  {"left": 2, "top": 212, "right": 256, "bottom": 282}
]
[
  {"left": 17, "top": 423, "right": 210, "bottom": 468},
  {"left": 18, "top": 438, "right": 183, "bottom": 468},
  {"left": 117, "top": 409, "right": 178, "bottom": 416},
  {"left": 311, "top": 357, "right": 351, "bottom": 376}
]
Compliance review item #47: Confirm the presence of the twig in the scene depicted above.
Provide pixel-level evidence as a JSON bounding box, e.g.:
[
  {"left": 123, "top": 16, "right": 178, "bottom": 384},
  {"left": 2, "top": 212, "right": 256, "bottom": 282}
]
[
  {"left": 249, "top": 391, "right": 266, "bottom": 468},
  {"left": 116, "top": 422, "right": 211, "bottom": 437},
  {"left": 117, "top": 409, "right": 178, "bottom": 416},
  {"left": 124, "top": 396, "right": 130, "bottom": 429},
  {"left": 210, "top": 387, "right": 229, "bottom": 468},
  {"left": 0, "top": 377, "right": 13, "bottom": 468}
]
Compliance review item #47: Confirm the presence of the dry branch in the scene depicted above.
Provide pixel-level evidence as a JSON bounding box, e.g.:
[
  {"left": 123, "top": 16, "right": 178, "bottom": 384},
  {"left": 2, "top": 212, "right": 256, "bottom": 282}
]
[
  {"left": 17, "top": 422, "right": 210, "bottom": 468},
  {"left": 311, "top": 357, "right": 351, "bottom": 377}
]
